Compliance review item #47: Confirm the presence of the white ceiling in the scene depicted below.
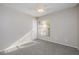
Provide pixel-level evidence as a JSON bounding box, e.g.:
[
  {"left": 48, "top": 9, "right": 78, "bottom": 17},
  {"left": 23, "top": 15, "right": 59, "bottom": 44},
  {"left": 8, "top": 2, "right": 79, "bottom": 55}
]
[{"left": 3, "top": 3, "right": 77, "bottom": 17}]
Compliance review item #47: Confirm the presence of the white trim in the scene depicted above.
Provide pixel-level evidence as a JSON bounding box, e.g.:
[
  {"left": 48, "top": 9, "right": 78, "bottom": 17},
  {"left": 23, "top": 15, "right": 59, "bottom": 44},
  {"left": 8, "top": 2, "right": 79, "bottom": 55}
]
[
  {"left": 40, "top": 38, "right": 78, "bottom": 49},
  {"left": 3, "top": 29, "right": 37, "bottom": 53}
]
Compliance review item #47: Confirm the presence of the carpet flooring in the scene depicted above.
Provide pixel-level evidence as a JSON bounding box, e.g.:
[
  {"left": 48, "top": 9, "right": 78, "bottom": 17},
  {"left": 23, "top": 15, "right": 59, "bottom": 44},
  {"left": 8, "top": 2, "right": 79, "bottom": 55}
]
[{"left": 1, "top": 39, "right": 79, "bottom": 55}]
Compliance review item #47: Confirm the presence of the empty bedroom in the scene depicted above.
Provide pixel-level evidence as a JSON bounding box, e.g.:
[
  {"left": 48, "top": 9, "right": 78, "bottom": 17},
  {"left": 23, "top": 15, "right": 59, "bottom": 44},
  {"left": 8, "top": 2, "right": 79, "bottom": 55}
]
[{"left": 0, "top": 3, "right": 79, "bottom": 55}]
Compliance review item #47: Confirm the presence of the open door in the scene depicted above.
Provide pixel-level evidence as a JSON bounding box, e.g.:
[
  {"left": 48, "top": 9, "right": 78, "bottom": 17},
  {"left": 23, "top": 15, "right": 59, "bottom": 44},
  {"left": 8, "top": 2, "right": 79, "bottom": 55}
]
[{"left": 38, "top": 20, "right": 50, "bottom": 40}]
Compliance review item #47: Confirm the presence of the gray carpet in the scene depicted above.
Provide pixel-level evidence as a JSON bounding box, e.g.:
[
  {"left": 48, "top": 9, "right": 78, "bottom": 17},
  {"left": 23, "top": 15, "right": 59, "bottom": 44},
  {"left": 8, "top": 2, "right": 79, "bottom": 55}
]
[{"left": 1, "top": 39, "right": 79, "bottom": 55}]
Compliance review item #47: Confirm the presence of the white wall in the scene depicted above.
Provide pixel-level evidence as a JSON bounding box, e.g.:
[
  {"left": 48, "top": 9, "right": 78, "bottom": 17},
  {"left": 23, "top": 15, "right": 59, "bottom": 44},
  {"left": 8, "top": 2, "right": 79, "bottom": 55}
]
[
  {"left": 39, "top": 7, "right": 78, "bottom": 48},
  {"left": 77, "top": 5, "right": 79, "bottom": 50},
  {"left": 0, "top": 4, "right": 34, "bottom": 50}
]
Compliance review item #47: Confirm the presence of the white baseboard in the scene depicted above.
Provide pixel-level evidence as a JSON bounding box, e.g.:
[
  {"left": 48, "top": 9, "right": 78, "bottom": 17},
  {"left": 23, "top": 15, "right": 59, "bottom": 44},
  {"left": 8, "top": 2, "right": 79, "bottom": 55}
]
[
  {"left": 40, "top": 38, "right": 77, "bottom": 49},
  {"left": 2, "top": 30, "right": 37, "bottom": 53},
  {"left": 3, "top": 40, "right": 34, "bottom": 53}
]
